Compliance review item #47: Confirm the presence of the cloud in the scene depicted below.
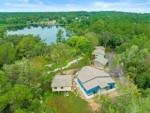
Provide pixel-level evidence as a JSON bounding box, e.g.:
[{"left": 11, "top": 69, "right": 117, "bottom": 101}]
[
  {"left": 93, "top": 2, "right": 113, "bottom": 9},
  {"left": 0, "top": 0, "right": 150, "bottom": 13},
  {"left": 92, "top": 1, "right": 150, "bottom": 13}
]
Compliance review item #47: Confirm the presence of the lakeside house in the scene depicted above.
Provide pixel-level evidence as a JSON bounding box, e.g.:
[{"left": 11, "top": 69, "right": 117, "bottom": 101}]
[
  {"left": 76, "top": 66, "right": 116, "bottom": 96},
  {"left": 92, "top": 46, "right": 108, "bottom": 68},
  {"left": 51, "top": 75, "right": 73, "bottom": 92}
]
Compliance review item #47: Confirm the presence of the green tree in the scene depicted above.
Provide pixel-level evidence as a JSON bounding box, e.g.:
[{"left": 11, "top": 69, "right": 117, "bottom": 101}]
[
  {"left": 56, "top": 29, "right": 64, "bottom": 43},
  {"left": 67, "top": 36, "right": 94, "bottom": 54},
  {"left": 96, "top": 79, "right": 140, "bottom": 113},
  {"left": 0, "top": 85, "right": 32, "bottom": 113},
  {"left": 0, "top": 71, "right": 10, "bottom": 94},
  {"left": 84, "top": 32, "right": 99, "bottom": 47},
  {"left": 48, "top": 43, "right": 77, "bottom": 64},
  {"left": 90, "top": 20, "right": 105, "bottom": 33},
  {"left": 0, "top": 43, "right": 16, "bottom": 67},
  {"left": 16, "top": 35, "right": 44, "bottom": 58}
]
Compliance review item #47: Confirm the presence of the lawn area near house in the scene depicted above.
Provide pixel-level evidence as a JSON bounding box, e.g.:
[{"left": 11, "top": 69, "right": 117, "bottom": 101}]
[
  {"left": 42, "top": 92, "right": 93, "bottom": 113},
  {"left": 68, "top": 56, "right": 91, "bottom": 69}
]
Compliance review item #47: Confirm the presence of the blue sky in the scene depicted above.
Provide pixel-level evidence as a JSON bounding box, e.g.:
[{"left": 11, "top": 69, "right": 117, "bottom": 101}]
[{"left": 0, "top": 0, "right": 150, "bottom": 13}]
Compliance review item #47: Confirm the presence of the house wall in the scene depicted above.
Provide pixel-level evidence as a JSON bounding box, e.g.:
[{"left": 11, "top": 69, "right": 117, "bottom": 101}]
[
  {"left": 86, "top": 86, "right": 101, "bottom": 95},
  {"left": 108, "top": 83, "right": 115, "bottom": 89},
  {"left": 52, "top": 86, "right": 72, "bottom": 92}
]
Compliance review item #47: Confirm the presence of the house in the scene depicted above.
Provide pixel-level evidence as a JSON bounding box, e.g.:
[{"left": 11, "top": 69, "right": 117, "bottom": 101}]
[
  {"left": 77, "top": 66, "right": 115, "bottom": 96},
  {"left": 92, "top": 46, "right": 108, "bottom": 68},
  {"left": 92, "top": 46, "right": 105, "bottom": 58},
  {"left": 93, "top": 56, "right": 108, "bottom": 68},
  {"left": 51, "top": 75, "right": 73, "bottom": 92}
]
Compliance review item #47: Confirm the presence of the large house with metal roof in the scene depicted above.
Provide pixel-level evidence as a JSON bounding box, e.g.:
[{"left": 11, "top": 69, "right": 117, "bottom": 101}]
[
  {"left": 77, "top": 66, "right": 115, "bottom": 96},
  {"left": 51, "top": 75, "right": 73, "bottom": 92}
]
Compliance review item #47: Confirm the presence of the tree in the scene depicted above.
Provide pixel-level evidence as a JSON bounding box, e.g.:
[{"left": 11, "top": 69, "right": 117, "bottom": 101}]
[
  {"left": 96, "top": 79, "right": 141, "bottom": 113},
  {"left": 0, "top": 43, "right": 16, "bottom": 67},
  {"left": 84, "top": 32, "right": 99, "bottom": 47},
  {"left": 99, "top": 31, "right": 112, "bottom": 48},
  {"left": 3, "top": 59, "right": 43, "bottom": 87},
  {"left": 56, "top": 29, "right": 64, "bottom": 43},
  {"left": 48, "top": 43, "right": 77, "bottom": 64},
  {"left": 0, "top": 84, "right": 32, "bottom": 113},
  {"left": 90, "top": 19, "right": 105, "bottom": 33},
  {"left": 67, "top": 36, "right": 94, "bottom": 54},
  {"left": 16, "top": 35, "right": 44, "bottom": 58},
  {"left": 0, "top": 71, "right": 10, "bottom": 94},
  {"left": 119, "top": 45, "right": 150, "bottom": 89}
]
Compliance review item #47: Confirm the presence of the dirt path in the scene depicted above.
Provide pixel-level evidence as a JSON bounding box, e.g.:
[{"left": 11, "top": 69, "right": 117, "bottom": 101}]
[
  {"left": 107, "top": 89, "right": 120, "bottom": 97},
  {"left": 47, "top": 57, "right": 83, "bottom": 74},
  {"left": 88, "top": 99, "right": 99, "bottom": 112}
]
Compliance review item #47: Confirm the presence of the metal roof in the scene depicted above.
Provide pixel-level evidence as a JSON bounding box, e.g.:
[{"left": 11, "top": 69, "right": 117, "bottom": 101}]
[
  {"left": 94, "top": 57, "right": 108, "bottom": 65},
  {"left": 92, "top": 46, "right": 105, "bottom": 56},
  {"left": 77, "top": 66, "right": 115, "bottom": 90},
  {"left": 78, "top": 66, "right": 110, "bottom": 83},
  {"left": 83, "top": 77, "right": 115, "bottom": 90},
  {"left": 51, "top": 75, "right": 72, "bottom": 87}
]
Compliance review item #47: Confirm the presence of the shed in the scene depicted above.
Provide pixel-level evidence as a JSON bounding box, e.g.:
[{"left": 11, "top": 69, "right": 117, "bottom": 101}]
[
  {"left": 51, "top": 75, "right": 73, "bottom": 92},
  {"left": 92, "top": 46, "right": 108, "bottom": 68},
  {"left": 92, "top": 46, "right": 105, "bottom": 57},
  {"left": 94, "top": 57, "right": 108, "bottom": 68}
]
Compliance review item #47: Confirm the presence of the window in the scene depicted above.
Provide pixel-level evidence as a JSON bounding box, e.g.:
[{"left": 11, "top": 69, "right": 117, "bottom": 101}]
[
  {"left": 61, "top": 87, "right": 64, "bottom": 89},
  {"left": 54, "top": 87, "right": 57, "bottom": 89}
]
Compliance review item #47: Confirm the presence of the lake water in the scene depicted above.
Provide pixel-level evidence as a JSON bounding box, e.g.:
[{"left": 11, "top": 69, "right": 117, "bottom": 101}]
[{"left": 7, "top": 26, "right": 68, "bottom": 44}]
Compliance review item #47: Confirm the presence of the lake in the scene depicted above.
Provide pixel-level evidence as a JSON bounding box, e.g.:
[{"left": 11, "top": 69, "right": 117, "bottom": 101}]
[{"left": 7, "top": 26, "right": 68, "bottom": 44}]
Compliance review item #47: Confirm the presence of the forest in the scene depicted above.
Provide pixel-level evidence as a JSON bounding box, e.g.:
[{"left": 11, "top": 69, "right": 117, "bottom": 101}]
[{"left": 0, "top": 12, "right": 150, "bottom": 113}]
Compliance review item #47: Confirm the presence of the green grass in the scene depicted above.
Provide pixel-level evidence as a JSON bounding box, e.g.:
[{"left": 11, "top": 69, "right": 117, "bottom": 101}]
[
  {"left": 42, "top": 92, "right": 93, "bottom": 113},
  {"left": 69, "top": 56, "right": 91, "bottom": 69}
]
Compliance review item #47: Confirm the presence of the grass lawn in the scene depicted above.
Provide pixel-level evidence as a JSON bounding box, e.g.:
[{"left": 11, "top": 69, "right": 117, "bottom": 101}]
[
  {"left": 69, "top": 56, "right": 91, "bottom": 69},
  {"left": 42, "top": 92, "right": 93, "bottom": 113}
]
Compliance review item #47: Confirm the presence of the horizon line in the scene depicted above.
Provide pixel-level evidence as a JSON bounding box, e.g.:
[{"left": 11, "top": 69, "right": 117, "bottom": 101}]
[{"left": 0, "top": 10, "right": 149, "bottom": 14}]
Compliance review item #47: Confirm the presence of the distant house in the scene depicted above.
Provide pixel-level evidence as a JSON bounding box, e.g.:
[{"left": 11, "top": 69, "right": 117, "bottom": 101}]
[
  {"left": 51, "top": 75, "right": 73, "bottom": 92},
  {"left": 92, "top": 46, "right": 108, "bottom": 68},
  {"left": 77, "top": 66, "right": 115, "bottom": 96}
]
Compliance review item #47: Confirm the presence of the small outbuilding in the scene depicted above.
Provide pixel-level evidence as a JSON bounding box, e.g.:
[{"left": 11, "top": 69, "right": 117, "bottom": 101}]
[
  {"left": 51, "top": 75, "right": 73, "bottom": 92},
  {"left": 92, "top": 46, "right": 108, "bottom": 68},
  {"left": 94, "top": 56, "right": 108, "bottom": 68},
  {"left": 92, "top": 46, "right": 105, "bottom": 58}
]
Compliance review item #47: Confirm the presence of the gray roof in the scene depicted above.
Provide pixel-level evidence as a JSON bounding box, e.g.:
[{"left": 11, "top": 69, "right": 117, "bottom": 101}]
[
  {"left": 94, "top": 57, "right": 108, "bottom": 66},
  {"left": 92, "top": 46, "right": 105, "bottom": 56},
  {"left": 92, "top": 46, "right": 108, "bottom": 66},
  {"left": 77, "top": 66, "right": 115, "bottom": 90},
  {"left": 83, "top": 77, "right": 115, "bottom": 90},
  {"left": 51, "top": 75, "right": 72, "bottom": 87},
  {"left": 78, "top": 66, "right": 110, "bottom": 83}
]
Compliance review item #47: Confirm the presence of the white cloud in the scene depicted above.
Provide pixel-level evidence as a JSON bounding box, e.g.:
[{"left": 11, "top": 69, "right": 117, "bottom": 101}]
[
  {"left": 0, "top": 0, "right": 150, "bottom": 13},
  {"left": 33, "top": 0, "right": 43, "bottom": 4},
  {"left": 93, "top": 2, "right": 113, "bottom": 9},
  {"left": 92, "top": 1, "right": 150, "bottom": 13}
]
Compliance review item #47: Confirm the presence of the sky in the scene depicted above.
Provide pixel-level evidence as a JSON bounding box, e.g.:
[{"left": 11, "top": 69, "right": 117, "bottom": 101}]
[{"left": 0, "top": 0, "right": 150, "bottom": 13}]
